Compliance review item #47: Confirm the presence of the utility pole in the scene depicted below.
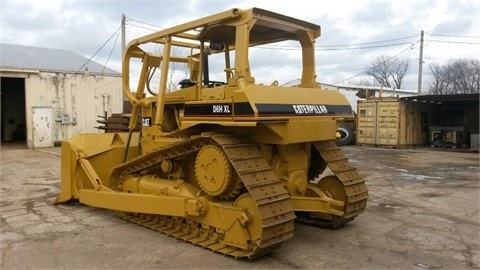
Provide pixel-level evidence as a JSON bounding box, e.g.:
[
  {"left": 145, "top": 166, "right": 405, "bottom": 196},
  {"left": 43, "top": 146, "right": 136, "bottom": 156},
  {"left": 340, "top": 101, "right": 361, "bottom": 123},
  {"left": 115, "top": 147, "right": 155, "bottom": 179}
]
[
  {"left": 121, "top": 14, "right": 126, "bottom": 58},
  {"left": 417, "top": 30, "right": 424, "bottom": 95},
  {"left": 121, "top": 14, "right": 126, "bottom": 102}
]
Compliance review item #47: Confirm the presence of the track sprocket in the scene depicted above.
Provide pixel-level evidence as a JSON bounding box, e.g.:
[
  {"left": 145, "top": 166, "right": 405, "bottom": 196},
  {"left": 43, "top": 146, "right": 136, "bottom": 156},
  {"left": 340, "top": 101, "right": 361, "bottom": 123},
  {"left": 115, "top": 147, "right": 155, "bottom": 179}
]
[{"left": 194, "top": 144, "right": 242, "bottom": 199}]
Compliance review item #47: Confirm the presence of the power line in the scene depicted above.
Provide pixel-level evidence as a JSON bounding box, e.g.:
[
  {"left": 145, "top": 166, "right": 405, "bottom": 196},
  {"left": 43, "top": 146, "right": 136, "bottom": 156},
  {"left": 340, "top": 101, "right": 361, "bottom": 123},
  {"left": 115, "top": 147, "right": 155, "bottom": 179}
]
[
  {"left": 124, "top": 15, "right": 420, "bottom": 50},
  {"left": 126, "top": 22, "right": 159, "bottom": 32},
  {"left": 317, "top": 35, "right": 418, "bottom": 47},
  {"left": 426, "top": 32, "right": 480, "bottom": 38},
  {"left": 102, "top": 26, "right": 121, "bottom": 74},
  {"left": 320, "top": 55, "right": 419, "bottom": 76},
  {"left": 257, "top": 41, "right": 414, "bottom": 51},
  {"left": 119, "top": 16, "right": 476, "bottom": 88},
  {"left": 333, "top": 41, "right": 419, "bottom": 84},
  {"left": 126, "top": 17, "right": 164, "bottom": 30},
  {"left": 427, "top": 39, "right": 480, "bottom": 45},
  {"left": 317, "top": 42, "right": 414, "bottom": 51},
  {"left": 76, "top": 26, "right": 121, "bottom": 74}
]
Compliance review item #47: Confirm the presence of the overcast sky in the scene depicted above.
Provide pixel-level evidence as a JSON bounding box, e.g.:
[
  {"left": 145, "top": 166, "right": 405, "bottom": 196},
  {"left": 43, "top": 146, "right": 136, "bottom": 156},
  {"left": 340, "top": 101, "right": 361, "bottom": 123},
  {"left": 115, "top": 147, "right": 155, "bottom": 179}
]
[{"left": 1, "top": 0, "right": 479, "bottom": 92}]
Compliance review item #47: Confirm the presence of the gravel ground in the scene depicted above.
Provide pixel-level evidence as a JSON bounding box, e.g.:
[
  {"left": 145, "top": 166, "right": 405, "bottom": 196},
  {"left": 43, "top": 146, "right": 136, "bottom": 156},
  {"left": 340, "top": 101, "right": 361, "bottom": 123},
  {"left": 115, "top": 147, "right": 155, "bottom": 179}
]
[{"left": 0, "top": 145, "right": 478, "bottom": 269}]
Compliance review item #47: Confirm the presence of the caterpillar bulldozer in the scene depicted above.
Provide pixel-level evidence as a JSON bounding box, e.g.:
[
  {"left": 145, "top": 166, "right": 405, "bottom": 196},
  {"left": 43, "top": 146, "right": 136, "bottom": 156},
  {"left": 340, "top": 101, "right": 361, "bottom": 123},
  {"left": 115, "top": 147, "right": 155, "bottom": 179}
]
[{"left": 55, "top": 7, "right": 368, "bottom": 259}]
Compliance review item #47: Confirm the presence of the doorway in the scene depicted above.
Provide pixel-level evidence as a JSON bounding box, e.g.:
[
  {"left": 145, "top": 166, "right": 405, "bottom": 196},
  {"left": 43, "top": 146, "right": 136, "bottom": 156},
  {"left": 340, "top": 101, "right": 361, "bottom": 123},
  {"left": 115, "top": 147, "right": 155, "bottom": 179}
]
[{"left": 1, "top": 77, "right": 27, "bottom": 147}]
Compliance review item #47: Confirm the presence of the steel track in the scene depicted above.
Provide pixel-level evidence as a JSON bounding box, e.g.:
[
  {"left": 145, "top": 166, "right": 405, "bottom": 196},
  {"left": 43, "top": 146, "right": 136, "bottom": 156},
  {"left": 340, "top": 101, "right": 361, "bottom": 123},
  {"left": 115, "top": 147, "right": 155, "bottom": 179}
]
[
  {"left": 311, "top": 140, "right": 368, "bottom": 225},
  {"left": 112, "top": 133, "right": 296, "bottom": 259}
]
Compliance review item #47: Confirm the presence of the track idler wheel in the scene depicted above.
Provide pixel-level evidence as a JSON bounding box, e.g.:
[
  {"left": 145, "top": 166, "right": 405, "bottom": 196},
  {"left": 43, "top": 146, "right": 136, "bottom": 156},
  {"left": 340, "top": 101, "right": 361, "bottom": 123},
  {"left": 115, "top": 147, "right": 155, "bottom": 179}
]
[
  {"left": 195, "top": 144, "right": 242, "bottom": 199},
  {"left": 233, "top": 194, "right": 262, "bottom": 250},
  {"left": 316, "top": 175, "right": 349, "bottom": 227}
]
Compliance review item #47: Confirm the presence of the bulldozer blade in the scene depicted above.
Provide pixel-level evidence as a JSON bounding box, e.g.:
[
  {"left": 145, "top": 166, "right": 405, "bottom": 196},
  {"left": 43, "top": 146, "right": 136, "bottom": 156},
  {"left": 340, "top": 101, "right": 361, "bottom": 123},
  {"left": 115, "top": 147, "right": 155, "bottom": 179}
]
[{"left": 54, "top": 132, "right": 139, "bottom": 204}]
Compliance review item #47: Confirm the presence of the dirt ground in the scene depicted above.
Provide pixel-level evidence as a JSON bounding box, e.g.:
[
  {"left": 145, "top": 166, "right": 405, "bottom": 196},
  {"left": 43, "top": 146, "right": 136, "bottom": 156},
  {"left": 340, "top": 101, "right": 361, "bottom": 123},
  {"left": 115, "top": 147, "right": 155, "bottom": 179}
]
[{"left": 0, "top": 144, "right": 479, "bottom": 269}]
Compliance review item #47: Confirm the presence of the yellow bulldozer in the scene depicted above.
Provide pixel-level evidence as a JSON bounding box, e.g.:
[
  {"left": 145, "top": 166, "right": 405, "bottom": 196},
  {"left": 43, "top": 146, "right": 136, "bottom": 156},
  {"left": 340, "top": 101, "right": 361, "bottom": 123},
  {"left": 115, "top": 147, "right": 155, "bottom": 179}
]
[{"left": 55, "top": 7, "right": 368, "bottom": 259}]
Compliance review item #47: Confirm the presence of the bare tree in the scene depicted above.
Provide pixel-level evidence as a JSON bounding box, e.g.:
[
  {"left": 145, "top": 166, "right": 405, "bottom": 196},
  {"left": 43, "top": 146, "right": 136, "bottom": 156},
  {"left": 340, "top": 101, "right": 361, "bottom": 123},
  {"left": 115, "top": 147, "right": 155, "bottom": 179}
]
[
  {"left": 428, "top": 59, "right": 480, "bottom": 94},
  {"left": 150, "top": 45, "right": 190, "bottom": 93},
  {"left": 428, "top": 64, "right": 450, "bottom": 95},
  {"left": 365, "top": 55, "right": 410, "bottom": 89}
]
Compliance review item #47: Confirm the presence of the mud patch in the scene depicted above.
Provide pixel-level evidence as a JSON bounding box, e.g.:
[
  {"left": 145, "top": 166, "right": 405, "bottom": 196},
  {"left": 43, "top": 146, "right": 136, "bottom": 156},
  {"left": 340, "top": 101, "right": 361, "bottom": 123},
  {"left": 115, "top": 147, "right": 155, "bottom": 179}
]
[
  {"left": 419, "top": 193, "right": 444, "bottom": 198},
  {"left": 414, "top": 262, "right": 442, "bottom": 269},
  {"left": 377, "top": 203, "right": 403, "bottom": 211},
  {"left": 434, "top": 164, "right": 479, "bottom": 172},
  {"left": 395, "top": 172, "right": 444, "bottom": 181}
]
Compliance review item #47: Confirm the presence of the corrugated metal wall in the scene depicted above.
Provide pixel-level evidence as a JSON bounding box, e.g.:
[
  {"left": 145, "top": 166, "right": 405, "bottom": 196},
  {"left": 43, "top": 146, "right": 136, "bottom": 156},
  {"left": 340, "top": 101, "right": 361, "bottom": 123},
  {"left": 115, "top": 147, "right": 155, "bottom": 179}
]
[
  {"left": 24, "top": 72, "right": 122, "bottom": 148},
  {"left": 357, "top": 98, "right": 401, "bottom": 146}
]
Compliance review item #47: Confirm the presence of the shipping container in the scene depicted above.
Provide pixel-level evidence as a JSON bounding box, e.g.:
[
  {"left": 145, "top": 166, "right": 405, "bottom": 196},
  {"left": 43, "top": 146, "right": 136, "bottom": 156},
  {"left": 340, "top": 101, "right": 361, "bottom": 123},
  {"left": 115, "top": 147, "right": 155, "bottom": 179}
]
[{"left": 356, "top": 97, "right": 441, "bottom": 147}]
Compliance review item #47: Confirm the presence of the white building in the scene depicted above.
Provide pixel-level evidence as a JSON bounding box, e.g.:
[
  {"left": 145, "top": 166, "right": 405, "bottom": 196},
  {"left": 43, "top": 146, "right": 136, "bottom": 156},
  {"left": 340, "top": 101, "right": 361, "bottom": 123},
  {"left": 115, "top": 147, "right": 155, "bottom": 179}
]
[
  {"left": 319, "top": 82, "right": 417, "bottom": 113},
  {"left": 0, "top": 43, "right": 123, "bottom": 148},
  {"left": 282, "top": 79, "right": 417, "bottom": 113}
]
